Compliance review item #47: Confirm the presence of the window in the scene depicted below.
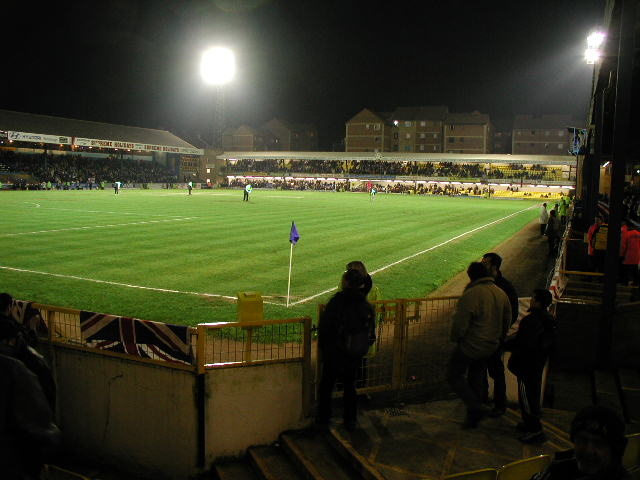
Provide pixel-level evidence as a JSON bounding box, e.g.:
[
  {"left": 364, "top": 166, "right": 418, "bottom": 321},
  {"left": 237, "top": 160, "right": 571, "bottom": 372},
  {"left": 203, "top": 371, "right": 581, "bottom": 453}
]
[
  {"left": 405, "top": 121, "right": 412, "bottom": 127},
  {"left": 433, "top": 133, "right": 438, "bottom": 138},
  {"left": 405, "top": 133, "right": 411, "bottom": 139},
  {"left": 420, "top": 121, "right": 426, "bottom": 127},
  {"left": 374, "top": 124, "right": 381, "bottom": 131},
  {"left": 449, "top": 125, "right": 455, "bottom": 130},
  {"left": 393, "top": 133, "right": 398, "bottom": 139},
  {"left": 375, "top": 137, "right": 380, "bottom": 143},
  {"left": 404, "top": 145, "right": 411, "bottom": 151},
  {"left": 419, "top": 145, "right": 425, "bottom": 151},
  {"left": 531, "top": 130, "right": 536, "bottom": 135},
  {"left": 420, "top": 133, "right": 425, "bottom": 139},
  {"left": 558, "top": 131, "right": 564, "bottom": 136},
  {"left": 448, "top": 137, "right": 454, "bottom": 143},
  {"left": 544, "top": 144, "right": 549, "bottom": 149},
  {"left": 545, "top": 131, "right": 550, "bottom": 136},
  {"left": 433, "top": 146, "right": 438, "bottom": 151},
  {"left": 558, "top": 143, "right": 564, "bottom": 149},
  {"left": 366, "top": 124, "right": 370, "bottom": 129}
]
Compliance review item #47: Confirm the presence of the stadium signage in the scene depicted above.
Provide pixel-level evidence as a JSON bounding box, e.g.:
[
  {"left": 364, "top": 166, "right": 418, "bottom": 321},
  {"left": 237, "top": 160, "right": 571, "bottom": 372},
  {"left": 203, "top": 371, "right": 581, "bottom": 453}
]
[
  {"left": 74, "top": 137, "right": 203, "bottom": 155},
  {"left": 8, "top": 131, "right": 72, "bottom": 145}
]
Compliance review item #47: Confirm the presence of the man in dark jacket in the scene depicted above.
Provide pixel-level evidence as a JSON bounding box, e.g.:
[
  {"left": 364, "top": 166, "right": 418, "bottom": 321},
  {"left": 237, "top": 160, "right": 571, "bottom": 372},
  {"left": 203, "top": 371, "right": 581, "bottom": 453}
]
[
  {"left": 481, "top": 253, "right": 519, "bottom": 417},
  {"left": 0, "top": 349, "right": 61, "bottom": 478},
  {"left": 317, "top": 269, "right": 376, "bottom": 430},
  {"left": 505, "top": 289, "right": 556, "bottom": 443},
  {"left": 530, "top": 406, "right": 631, "bottom": 479}
]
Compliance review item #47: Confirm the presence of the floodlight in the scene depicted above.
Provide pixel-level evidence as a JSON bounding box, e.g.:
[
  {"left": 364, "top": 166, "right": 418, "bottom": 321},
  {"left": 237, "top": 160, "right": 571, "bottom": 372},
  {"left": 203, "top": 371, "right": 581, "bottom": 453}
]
[
  {"left": 587, "top": 32, "right": 605, "bottom": 49},
  {"left": 585, "top": 48, "right": 600, "bottom": 64},
  {"left": 200, "top": 47, "right": 236, "bottom": 85}
]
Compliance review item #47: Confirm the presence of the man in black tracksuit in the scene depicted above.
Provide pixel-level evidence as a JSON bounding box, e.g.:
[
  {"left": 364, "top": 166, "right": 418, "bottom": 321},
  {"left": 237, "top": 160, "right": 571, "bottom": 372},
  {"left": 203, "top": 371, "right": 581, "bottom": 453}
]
[{"left": 504, "top": 288, "right": 556, "bottom": 443}]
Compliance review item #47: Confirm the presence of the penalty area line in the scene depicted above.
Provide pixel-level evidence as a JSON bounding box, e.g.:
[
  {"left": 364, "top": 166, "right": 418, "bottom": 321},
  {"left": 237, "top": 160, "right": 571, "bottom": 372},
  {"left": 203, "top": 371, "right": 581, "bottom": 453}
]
[
  {"left": 288, "top": 204, "right": 538, "bottom": 306},
  {"left": 0, "top": 265, "right": 282, "bottom": 305}
]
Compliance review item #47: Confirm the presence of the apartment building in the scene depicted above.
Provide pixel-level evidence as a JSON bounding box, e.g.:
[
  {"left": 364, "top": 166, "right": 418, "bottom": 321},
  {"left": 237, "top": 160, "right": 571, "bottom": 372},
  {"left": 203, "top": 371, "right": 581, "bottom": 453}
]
[
  {"left": 345, "top": 108, "right": 393, "bottom": 152},
  {"left": 512, "top": 114, "right": 577, "bottom": 155},
  {"left": 391, "top": 106, "right": 449, "bottom": 153},
  {"left": 443, "top": 111, "right": 493, "bottom": 153},
  {"left": 221, "top": 125, "right": 277, "bottom": 151},
  {"left": 261, "top": 118, "right": 318, "bottom": 151}
]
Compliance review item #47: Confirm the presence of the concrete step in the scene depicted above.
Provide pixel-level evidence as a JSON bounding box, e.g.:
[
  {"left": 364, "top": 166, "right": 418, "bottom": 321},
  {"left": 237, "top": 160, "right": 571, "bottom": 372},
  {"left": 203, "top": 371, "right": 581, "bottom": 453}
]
[
  {"left": 248, "top": 444, "right": 302, "bottom": 480},
  {"left": 280, "top": 429, "right": 366, "bottom": 480},
  {"left": 213, "top": 459, "right": 261, "bottom": 480}
]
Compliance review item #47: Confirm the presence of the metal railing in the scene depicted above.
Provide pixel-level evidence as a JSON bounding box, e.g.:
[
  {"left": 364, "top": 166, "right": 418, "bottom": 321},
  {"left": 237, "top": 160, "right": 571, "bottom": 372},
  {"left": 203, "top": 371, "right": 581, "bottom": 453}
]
[
  {"left": 320, "top": 296, "right": 459, "bottom": 397},
  {"left": 30, "top": 303, "right": 313, "bottom": 378}
]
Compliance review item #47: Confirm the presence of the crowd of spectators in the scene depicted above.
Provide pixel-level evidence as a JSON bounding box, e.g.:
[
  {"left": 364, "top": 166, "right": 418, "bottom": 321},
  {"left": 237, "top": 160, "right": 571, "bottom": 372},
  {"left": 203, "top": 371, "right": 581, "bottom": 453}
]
[
  {"left": 228, "top": 177, "right": 498, "bottom": 196},
  {"left": 222, "top": 159, "right": 563, "bottom": 181},
  {"left": 0, "top": 151, "right": 178, "bottom": 188}
]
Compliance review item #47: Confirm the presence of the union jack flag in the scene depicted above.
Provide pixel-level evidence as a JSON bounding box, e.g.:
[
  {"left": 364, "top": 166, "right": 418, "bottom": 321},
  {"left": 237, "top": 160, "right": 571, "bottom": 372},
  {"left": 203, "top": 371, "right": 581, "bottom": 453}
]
[
  {"left": 80, "top": 312, "right": 194, "bottom": 365},
  {"left": 11, "top": 299, "right": 48, "bottom": 337}
]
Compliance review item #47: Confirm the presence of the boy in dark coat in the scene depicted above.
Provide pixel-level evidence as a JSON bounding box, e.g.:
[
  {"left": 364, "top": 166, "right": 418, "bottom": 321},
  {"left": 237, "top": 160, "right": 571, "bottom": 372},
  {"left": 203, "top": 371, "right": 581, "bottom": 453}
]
[
  {"left": 317, "top": 269, "right": 376, "bottom": 430},
  {"left": 505, "top": 288, "right": 556, "bottom": 443}
]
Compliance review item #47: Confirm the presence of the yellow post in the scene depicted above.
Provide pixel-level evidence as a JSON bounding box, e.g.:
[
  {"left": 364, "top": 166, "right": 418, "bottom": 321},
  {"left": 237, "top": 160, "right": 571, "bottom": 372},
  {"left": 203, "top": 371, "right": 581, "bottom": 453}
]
[
  {"left": 302, "top": 316, "right": 313, "bottom": 417},
  {"left": 391, "top": 300, "right": 407, "bottom": 391},
  {"left": 196, "top": 324, "right": 206, "bottom": 374}
]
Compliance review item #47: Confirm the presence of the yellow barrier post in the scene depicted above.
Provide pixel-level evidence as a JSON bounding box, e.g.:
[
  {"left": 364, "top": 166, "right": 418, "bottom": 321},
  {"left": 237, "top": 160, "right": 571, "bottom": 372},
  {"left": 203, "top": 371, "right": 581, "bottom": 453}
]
[
  {"left": 237, "top": 292, "right": 263, "bottom": 363},
  {"left": 196, "top": 324, "right": 206, "bottom": 374}
]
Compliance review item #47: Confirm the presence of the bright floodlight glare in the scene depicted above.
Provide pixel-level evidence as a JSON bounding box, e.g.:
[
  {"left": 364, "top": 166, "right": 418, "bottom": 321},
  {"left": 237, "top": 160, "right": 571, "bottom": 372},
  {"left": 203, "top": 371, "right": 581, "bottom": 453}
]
[
  {"left": 585, "top": 48, "right": 600, "bottom": 64},
  {"left": 200, "top": 47, "right": 236, "bottom": 85},
  {"left": 587, "top": 32, "right": 605, "bottom": 49}
]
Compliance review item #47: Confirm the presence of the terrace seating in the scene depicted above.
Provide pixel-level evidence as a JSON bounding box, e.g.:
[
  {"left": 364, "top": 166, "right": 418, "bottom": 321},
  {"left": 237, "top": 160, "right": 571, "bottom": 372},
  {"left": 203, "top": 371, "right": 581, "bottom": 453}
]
[
  {"left": 497, "top": 455, "right": 552, "bottom": 480},
  {"left": 445, "top": 467, "right": 498, "bottom": 479},
  {"left": 624, "top": 433, "right": 640, "bottom": 471},
  {"left": 45, "top": 465, "right": 91, "bottom": 479}
]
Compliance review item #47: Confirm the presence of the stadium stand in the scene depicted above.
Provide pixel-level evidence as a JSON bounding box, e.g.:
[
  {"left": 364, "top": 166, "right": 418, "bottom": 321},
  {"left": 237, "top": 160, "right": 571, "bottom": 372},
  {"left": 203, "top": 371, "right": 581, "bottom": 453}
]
[{"left": 0, "top": 151, "right": 177, "bottom": 189}]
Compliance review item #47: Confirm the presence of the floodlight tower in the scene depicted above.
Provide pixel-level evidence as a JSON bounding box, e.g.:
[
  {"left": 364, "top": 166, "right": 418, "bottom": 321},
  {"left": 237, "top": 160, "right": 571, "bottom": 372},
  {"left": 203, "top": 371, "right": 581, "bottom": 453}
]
[{"left": 200, "top": 47, "right": 236, "bottom": 149}]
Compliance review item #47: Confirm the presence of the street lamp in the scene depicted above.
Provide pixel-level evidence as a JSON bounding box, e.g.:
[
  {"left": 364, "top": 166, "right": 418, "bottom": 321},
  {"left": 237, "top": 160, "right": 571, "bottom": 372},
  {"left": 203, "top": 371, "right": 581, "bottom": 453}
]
[{"left": 200, "top": 47, "right": 236, "bottom": 148}]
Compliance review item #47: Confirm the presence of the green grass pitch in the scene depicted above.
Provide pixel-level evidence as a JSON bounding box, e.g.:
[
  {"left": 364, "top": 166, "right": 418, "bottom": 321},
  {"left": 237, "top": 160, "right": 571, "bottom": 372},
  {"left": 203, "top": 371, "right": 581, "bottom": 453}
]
[{"left": 0, "top": 188, "right": 541, "bottom": 326}]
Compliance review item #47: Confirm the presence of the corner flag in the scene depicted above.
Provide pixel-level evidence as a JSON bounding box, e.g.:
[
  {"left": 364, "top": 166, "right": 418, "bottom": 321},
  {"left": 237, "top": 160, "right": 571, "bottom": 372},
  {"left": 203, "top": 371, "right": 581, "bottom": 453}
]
[
  {"left": 289, "top": 221, "right": 300, "bottom": 245},
  {"left": 287, "top": 221, "right": 300, "bottom": 307}
]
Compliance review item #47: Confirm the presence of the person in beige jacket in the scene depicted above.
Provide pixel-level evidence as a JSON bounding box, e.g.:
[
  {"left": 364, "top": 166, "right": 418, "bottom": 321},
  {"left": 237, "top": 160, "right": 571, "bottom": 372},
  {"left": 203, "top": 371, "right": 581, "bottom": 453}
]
[{"left": 447, "top": 262, "right": 512, "bottom": 428}]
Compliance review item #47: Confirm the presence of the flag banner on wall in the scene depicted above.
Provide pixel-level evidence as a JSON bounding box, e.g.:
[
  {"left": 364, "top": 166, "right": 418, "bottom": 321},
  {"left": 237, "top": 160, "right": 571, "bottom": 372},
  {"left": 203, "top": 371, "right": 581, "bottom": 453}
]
[
  {"left": 80, "top": 312, "right": 194, "bottom": 365},
  {"left": 10, "top": 299, "right": 48, "bottom": 336}
]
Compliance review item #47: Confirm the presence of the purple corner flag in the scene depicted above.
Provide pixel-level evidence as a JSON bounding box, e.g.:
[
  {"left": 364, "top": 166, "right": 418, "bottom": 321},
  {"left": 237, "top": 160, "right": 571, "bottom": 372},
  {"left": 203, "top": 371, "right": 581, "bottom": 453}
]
[{"left": 289, "top": 221, "right": 300, "bottom": 245}]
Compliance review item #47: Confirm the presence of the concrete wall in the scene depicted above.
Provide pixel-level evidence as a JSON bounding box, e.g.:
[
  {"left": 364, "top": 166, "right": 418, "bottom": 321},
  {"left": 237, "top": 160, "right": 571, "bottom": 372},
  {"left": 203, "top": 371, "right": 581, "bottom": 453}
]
[
  {"left": 205, "top": 362, "right": 306, "bottom": 462},
  {"left": 50, "top": 346, "right": 199, "bottom": 479},
  {"left": 46, "top": 345, "right": 308, "bottom": 477}
]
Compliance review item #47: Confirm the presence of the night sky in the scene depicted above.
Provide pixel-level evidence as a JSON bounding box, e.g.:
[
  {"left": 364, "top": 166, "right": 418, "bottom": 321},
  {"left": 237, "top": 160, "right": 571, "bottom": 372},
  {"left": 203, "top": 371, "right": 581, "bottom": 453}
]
[{"left": 1, "top": 0, "right": 605, "bottom": 150}]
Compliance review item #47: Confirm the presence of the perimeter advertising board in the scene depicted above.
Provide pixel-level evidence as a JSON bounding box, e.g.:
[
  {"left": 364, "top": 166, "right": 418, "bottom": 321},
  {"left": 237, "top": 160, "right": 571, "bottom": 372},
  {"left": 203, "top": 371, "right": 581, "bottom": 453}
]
[
  {"left": 8, "top": 131, "right": 72, "bottom": 145},
  {"left": 74, "top": 137, "right": 203, "bottom": 155}
]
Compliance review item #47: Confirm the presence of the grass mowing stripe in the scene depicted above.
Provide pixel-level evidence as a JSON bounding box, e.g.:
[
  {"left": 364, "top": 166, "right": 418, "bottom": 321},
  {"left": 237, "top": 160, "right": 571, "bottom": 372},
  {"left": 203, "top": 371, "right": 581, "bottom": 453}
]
[
  {"left": 1, "top": 217, "right": 199, "bottom": 236},
  {"left": 290, "top": 203, "right": 536, "bottom": 305}
]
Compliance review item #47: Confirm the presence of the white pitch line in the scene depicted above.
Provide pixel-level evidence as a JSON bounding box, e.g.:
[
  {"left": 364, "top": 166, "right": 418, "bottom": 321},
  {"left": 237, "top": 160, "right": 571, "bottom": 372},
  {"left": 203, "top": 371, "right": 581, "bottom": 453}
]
[
  {"left": 288, "top": 204, "right": 538, "bottom": 306},
  {"left": 0, "top": 265, "right": 287, "bottom": 304},
  {"left": 0, "top": 266, "right": 285, "bottom": 305},
  {"left": 18, "top": 203, "right": 186, "bottom": 218},
  {"left": 1, "top": 217, "right": 199, "bottom": 237}
]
